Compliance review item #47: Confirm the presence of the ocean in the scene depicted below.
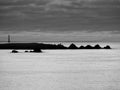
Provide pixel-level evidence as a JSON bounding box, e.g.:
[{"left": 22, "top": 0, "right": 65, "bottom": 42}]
[{"left": 0, "top": 42, "right": 120, "bottom": 90}]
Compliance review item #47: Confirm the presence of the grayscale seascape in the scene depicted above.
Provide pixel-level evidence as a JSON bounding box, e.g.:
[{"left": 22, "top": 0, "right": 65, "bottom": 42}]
[
  {"left": 0, "top": 0, "right": 120, "bottom": 90},
  {"left": 0, "top": 42, "right": 120, "bottom": 90}
]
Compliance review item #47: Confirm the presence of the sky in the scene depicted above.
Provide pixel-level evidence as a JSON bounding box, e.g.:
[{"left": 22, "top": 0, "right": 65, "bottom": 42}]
[{"left": 0, "top": 0, "right": 120, "bottom": 42}]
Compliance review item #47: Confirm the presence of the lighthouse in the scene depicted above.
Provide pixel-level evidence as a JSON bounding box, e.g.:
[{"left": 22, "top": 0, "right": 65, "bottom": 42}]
[{"left": 8, "top": 35, "right": 10, "bottom": 43}]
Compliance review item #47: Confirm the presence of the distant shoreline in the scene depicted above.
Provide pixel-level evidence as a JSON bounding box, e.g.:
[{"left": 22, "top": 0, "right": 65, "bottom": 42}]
[{"left": 0, "top": 43, "right": 111, "bottom": 50}]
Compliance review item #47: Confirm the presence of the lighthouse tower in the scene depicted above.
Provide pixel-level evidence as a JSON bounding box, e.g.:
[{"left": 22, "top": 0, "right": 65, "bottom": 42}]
[{"left": 8, "top": 35, "right": 10, "bottom": 43}]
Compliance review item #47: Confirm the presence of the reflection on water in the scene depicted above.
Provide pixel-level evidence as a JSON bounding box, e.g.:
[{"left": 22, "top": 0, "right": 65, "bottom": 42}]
[{"left": 0, "top": 42, "right": 120, "bottom": 90}]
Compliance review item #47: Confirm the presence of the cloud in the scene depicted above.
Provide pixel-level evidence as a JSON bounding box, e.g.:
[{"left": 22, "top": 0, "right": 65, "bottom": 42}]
[
  {"left": 0, "top": 0, "right": 120, "bottom": 41},
  {"left": 0, "top": 0, "right": 120, "bottom": 33}
]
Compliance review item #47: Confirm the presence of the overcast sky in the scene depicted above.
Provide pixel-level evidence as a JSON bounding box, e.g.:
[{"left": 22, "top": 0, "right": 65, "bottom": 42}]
[{"left": 0, "top": 0, "right": 120, "bottom": 42}]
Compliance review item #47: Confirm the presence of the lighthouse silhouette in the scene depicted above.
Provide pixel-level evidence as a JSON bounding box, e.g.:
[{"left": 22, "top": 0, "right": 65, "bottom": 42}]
[{"left": 8, "top": 35, "right": 10, "bottom": 43}]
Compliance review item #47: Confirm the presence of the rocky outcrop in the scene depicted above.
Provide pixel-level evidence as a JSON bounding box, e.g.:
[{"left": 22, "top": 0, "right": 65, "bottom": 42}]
[
  {"left": 104, "top": 45, "right": 111, "bottom": 49},
  {"left": 68, "top": 43, "right": 78, "bottom": 49},
  {"left": 0, "top": 43, "right": 111, "bottom": 50},
  {"left": 11, "top": 49, "right": 18, "bottom": 53}
]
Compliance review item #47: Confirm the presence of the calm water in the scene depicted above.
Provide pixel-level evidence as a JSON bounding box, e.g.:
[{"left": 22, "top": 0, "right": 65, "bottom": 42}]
[{"left": 0, "top": 42, "right": 120, "bottom": 90}]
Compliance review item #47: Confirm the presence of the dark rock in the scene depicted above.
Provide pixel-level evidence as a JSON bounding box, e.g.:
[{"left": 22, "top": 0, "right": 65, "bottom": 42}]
[
  {"left": 30, "top": 47, "right": 42, "bottom": 53},
  {"left": 68, "top": 43, "right": 78, "bottom": 49},
  {"left": 85, "top": 45, "right": 93, "bottom": 49},
  {"left": 94, "top": 44, "right": 101, "bottom": 49},
  {"left": 104, "top": 45, "right": 111, "bottom": 49},
  {"left": 79, "top": 45, "right": 85, "bottom": 49},
  {"left": 33, "top": 48, "right": 42, "bottom": 52},
  {"left": 25, "top": 50, "right": 28, "bottom": 52},
  {"left": 57, "top": 44, "right": 67, "bottom": 49},
  {"left": 30, "top": 50, "right": 33, "bottom": 52},
  {"left": 11, "top": 49, "right": 18, "bottom": 53}
]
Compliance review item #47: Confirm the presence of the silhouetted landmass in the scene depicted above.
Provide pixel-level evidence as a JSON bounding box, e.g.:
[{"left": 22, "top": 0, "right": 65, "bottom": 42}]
[
  {"left": 104, "top": 45, "right": 111, "bottom": 49},
  {"left": 68, "top": 43, "right": 78, "bottom": 49},
  {"left": 79, "top": 45, "right": 85, "bottom": 49},
  {"left": 30, "top": 47, "right": 42, "bottom": 53},
  {"left": 85, "top": 45, "right": 93, "bottom": 49},
  {"left": 0, "top": 43, "right": 111, "bottom": 50},
  {"left": 94, "top": 44, "right": 101, "bottom": 49},
  {"left": 25, "top": 50, "right": 29, "bottom": 52},
  {"left": 11, "top": 49, "right": 19, "bottom": 53}
]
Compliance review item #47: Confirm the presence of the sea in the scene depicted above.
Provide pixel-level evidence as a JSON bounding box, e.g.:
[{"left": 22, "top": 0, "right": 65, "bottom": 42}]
[{"left": 0, "top": 42, "right": 120, "bottom": 90}]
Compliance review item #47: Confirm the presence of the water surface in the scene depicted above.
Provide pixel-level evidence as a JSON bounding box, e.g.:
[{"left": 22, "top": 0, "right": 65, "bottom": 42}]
[{"left": 0, "top": 42, "right": 120, "bottom": 90}]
